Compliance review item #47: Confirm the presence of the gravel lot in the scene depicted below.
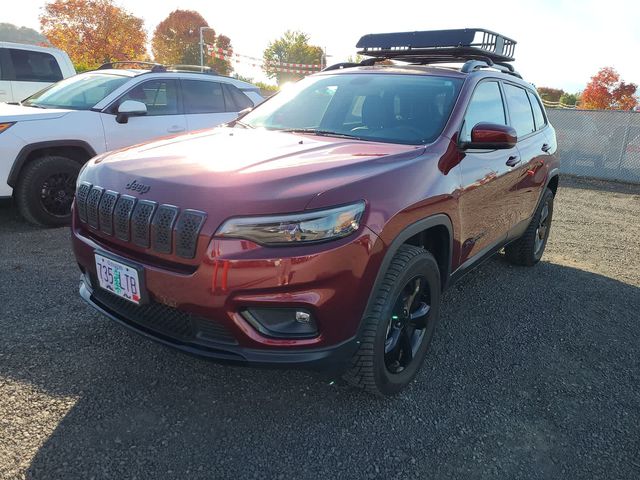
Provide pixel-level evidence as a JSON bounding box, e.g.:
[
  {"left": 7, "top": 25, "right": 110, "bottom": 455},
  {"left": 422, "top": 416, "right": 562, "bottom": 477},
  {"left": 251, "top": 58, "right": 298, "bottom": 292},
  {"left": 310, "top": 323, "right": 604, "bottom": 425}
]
[{"left": 1, "top": 176, "right": 639, "bottom": 480}]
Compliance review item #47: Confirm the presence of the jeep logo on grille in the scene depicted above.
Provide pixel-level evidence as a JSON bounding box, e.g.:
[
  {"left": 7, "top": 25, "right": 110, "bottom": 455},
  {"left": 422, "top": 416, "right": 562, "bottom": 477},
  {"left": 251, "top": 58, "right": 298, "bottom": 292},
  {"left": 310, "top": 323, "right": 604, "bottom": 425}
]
[{"left": 125, "top": 180, "right": 151, "bottom": 195}]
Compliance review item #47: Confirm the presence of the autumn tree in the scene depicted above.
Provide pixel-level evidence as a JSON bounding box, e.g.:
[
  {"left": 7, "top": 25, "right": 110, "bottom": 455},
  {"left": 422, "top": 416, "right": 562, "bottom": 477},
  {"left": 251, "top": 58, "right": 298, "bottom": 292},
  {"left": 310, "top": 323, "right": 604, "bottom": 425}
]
[
  {"left": 40, "top": 0, "right": 146, "bottom": 70},
  {"left": 151, "top": 10, "right": 232, "bottom": 75},
  {"left": 262, "top": 31, "right": 324, "bottom": 85},
  {"left": 537, "top": 87, "right": 564, "bottom": 103},
  {"left": 581, "top": 67, "right": 638, "bottom": 110}
]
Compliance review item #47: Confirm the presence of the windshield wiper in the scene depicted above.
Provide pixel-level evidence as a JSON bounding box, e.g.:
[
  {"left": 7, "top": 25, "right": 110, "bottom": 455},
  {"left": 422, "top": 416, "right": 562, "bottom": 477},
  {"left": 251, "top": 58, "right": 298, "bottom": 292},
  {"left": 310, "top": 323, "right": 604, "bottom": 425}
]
[
  {"left": 21, "top": 103, "right": 47, "bottom": 109},
  {"left": 281, "top": 128, "right": 365, "bottom": 140}
]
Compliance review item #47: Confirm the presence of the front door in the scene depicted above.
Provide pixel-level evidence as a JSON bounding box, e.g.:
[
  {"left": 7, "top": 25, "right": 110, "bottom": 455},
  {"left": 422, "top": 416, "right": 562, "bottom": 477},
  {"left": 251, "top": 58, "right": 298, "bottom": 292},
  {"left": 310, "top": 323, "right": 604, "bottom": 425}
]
[
  {"left": 100, "top": 79, "right": 187, "bottom": 151},
  {"left": 458, "top": 80, "right": 524, "bottom": 265}
]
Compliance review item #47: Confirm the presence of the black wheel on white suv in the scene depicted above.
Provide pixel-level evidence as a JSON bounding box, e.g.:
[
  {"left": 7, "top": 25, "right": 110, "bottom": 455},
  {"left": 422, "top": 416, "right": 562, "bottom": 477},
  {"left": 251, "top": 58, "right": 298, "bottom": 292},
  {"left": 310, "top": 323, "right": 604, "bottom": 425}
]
[{"left": 15, "top": 155, "right": 81, "bottom": 227}]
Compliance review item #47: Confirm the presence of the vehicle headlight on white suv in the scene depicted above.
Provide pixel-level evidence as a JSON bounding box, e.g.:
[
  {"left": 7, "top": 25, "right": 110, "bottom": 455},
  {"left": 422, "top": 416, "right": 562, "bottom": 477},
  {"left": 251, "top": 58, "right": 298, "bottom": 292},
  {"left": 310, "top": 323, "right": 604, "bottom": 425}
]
[{"left": 216, "top": 202, "right": 365, "bottom": 245}]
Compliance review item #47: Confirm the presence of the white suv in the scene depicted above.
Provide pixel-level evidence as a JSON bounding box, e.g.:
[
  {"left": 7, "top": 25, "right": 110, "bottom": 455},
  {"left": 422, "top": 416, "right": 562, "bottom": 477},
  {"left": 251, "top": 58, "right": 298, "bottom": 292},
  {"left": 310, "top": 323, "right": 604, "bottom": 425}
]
[
  {"left": 0, "top": 63, "right": 263, "bottom": 226},
  {"left": 0, "top": 42, "right": 75, "bottom": 103}
]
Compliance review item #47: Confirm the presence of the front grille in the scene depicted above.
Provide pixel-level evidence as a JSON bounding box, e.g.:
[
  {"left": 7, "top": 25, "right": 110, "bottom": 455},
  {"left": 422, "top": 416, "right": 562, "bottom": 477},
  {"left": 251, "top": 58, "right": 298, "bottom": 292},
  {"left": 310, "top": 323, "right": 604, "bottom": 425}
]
[
  {"left": 92, "top": 287, "right": 237, "bottom": 346},
  {"left": 86, "top": 186, "right": 104, "bottom": 229},
  {"left": 114, "top": 195, "right": 136, "bottom": 241},
  {"left": 76, "top": 182, "right": 92, "bottom": 222},
  {"left": 98, "top": 191, "right": 119, "bottom": 235},
  {"left": 77, "top": 183, "right": 207, "bottom": 258},
  {"left": 131, "top": 200, "right": 157, "bottom": 248},
  {"left": 175, "top": 210, "right": 207, "bottom": 259}
]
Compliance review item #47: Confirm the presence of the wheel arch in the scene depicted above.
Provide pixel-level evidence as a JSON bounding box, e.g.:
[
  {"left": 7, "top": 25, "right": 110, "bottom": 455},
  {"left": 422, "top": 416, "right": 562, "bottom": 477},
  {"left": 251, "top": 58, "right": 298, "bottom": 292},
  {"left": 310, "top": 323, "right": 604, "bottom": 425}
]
[
  {"left": 7, "top": 140, "right": 97, "bottom": 188},
  {"left": 366, "top": 214, "right": 453, "bottom": 316}
]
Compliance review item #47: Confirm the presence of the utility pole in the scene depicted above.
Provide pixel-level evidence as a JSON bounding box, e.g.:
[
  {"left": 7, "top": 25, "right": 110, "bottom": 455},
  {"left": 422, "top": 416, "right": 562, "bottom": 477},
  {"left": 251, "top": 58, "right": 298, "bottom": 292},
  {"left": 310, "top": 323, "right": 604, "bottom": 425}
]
[{"left": 199, "top": 26, "right": 215, "bottom": 71}]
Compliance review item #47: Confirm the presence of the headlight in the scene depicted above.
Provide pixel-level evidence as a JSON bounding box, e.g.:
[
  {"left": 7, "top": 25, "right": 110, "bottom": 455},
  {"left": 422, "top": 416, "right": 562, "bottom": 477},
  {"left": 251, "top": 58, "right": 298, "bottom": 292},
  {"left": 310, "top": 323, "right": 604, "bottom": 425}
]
[
  {"left": 0, "top": 122, "right": 15, "bottom": 134},
  {"left": 216, "top": 202, "right": 365, "bottom": 245}
]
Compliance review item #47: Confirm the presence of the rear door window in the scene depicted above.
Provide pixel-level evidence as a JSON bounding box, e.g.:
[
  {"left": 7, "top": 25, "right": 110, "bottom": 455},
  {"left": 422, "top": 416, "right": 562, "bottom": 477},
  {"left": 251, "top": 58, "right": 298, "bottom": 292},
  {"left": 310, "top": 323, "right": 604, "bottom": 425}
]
[
  {"left": 461, "top": 81, "right": 506, "bottom": 142},
  {"left": 182, "top": 80, "right": 226, "bottom": 114},
  {"left": 504, "top": 83, "right": 536, "bottom": 137},
  {"left": 8, "top": 48, "right": 63, "bottom": 82}
]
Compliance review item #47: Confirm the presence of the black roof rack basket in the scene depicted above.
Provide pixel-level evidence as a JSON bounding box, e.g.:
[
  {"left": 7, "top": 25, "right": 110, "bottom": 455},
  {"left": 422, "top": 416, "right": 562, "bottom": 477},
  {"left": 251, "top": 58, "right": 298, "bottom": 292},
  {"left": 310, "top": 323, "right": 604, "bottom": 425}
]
[{"left": 356, "top": 28, "right": 516, "bottom": 64}]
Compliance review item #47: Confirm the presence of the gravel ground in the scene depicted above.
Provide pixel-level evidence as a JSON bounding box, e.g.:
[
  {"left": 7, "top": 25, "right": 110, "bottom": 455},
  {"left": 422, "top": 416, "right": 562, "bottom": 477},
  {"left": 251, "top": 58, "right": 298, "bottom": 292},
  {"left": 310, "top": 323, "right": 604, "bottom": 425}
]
[{"left": 1, "top": 176, "right": 639, "bottom": 480}]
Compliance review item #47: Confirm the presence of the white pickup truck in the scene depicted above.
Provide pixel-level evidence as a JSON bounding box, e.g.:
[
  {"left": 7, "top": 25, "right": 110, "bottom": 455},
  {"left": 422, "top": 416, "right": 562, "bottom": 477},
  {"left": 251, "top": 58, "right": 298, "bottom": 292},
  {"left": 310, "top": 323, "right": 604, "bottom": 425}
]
[{"left": 0, "top": 42, "right": 76, "bottom": 103}]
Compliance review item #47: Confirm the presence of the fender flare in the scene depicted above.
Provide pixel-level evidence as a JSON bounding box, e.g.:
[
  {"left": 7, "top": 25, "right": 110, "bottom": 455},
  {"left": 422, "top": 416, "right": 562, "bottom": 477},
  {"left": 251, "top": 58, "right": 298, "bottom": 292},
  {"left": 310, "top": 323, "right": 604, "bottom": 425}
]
[
  {"left": 363, "top": 214, "right": 454, "bottom": 320},
  {"left": 7, "top": 140, "right": 97, "bottom": 188}
]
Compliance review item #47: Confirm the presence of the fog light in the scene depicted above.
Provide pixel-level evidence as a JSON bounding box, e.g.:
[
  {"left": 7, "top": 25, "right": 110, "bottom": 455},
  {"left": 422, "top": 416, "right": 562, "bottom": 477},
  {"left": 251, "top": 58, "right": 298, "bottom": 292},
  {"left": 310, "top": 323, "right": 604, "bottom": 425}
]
[
  {"left": 241, "top": 308, "right": 318, "bottom": 339},
  {"left": 295, "top": 311, "right": 311, "bottom": 323}
]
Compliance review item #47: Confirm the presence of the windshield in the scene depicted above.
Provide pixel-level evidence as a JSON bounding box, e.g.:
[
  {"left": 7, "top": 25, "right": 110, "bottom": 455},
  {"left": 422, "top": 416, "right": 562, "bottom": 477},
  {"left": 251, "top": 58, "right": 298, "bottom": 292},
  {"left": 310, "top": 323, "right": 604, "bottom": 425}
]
[
  {"left": 242, "top": 73, "right": 463, "bottom": 145},
  {"left": 22, "top": 73, "right": 130, "bottom": 110}
]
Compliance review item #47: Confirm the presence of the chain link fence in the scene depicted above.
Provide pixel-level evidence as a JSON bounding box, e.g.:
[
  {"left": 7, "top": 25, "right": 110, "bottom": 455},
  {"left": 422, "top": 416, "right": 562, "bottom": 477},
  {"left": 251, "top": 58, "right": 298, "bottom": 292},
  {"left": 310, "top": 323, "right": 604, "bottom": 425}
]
[{"left": 547, "top": 109, "right": 640, "bottom": 184}]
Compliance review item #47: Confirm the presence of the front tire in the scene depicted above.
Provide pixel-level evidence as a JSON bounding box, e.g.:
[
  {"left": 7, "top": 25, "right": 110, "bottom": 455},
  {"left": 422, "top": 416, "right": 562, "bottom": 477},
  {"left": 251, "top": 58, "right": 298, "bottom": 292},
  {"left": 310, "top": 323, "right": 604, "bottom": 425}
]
[
  {"left": 505, "top": 188, "right": 555, "bottom": 266},
  {"left": 343, "top": 245, "right": 441, "bottom": 396},
  {"left": 15, "top": 155, "right": 81, "bottom": 227}
]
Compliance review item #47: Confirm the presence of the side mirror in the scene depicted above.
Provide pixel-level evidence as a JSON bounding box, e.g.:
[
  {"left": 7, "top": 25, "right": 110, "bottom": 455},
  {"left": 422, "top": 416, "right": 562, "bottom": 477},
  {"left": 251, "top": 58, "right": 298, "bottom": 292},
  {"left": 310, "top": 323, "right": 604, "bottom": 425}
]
[
  {"left": 116, "top": 100, "right": 147, "bottom": 124},
  {"left": 462, "top": 122, "right": 517, "bottom": 150}
]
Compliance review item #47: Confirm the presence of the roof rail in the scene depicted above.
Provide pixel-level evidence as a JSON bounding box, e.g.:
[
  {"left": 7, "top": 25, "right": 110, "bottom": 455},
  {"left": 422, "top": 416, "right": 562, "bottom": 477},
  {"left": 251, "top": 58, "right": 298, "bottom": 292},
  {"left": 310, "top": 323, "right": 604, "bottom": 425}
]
[
  {"left": 461, "top": 59, "right": 522, "bottom": 78},
  {"left": 97, "top": 61, "right": 162, "bottom": 70},
  {"left": 356, "top": 28, "right": 516, "bottom": 64},
  {"left": 161, "top": 64, "right": 219, "bottom": 75}
]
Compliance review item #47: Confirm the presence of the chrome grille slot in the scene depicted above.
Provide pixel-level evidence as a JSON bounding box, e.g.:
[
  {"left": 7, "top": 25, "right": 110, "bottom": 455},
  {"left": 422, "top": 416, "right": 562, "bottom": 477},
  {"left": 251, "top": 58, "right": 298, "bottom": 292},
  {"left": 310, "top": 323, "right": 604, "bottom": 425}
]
[
  {"left": 76, "top": 182, "right": 92, "bottom": 223},
  {"left": 86, "top": 186, "right": 104, "bottom": 229},
  {"left": 131, "top": 200, "right": 158, "bottom": 248},
  {"left": 175, "top": 210, "right": 207, "bottom": 259},
  {"left": 98, "top": 190, "right": 119, "bottom": 235},
  {"left": 152, "top": 205, "right": 179, "bottom": 254},
  {"left": 114, "top": 195, "right": 136, "bottom": 241}
]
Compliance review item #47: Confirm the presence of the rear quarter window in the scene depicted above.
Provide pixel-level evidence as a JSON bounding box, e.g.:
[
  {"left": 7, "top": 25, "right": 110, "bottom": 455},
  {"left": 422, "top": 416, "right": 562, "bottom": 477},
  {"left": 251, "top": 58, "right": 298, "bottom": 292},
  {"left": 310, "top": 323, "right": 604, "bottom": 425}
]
[
  {"left": 527, "top": 91, "right": 547, "bottom": 131},
  {"left": 8, "top": 48, "right": 62, "bottom": 82},
  {"left": 223, "top": 83, "right": 254, "bottom": 111},
  {"left": 504, "top": 83, "right": 536, "bottom": 137}
]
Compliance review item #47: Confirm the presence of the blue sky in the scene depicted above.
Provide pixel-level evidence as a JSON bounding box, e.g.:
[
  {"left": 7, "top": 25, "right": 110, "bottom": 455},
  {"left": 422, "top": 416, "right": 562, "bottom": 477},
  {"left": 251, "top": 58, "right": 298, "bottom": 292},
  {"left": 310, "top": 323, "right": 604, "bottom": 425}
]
[{"left": 7, "top": 0, "right": 640, "bottom": 92}]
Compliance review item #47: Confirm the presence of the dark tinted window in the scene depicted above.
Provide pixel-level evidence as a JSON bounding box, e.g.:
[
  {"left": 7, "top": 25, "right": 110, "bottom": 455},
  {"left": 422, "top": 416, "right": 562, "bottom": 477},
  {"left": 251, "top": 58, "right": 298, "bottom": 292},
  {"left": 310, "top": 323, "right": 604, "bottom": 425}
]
[
  {"left": 9, "top": 48, "right": 62, "bottom": 82},
  {"left": 182, "top": 80, "right": 226, "bottom": 114},
  {"left": 461, "top": 81, "right": 506, "bottom": 142},
  {"left": 243, "top": 74, "right": 463, "bottom": 145},
  {"left": 117, "top": 79, "right": 179, "bottom": 116},
  {"left": 223, "top": 83, "right": 253, "bottom": 111},
  {"left": 527, "top": 91, "right": 546, "bottom": 130},
  {"left": 504, "top": 84, "right": 535, "bottom": 137}
]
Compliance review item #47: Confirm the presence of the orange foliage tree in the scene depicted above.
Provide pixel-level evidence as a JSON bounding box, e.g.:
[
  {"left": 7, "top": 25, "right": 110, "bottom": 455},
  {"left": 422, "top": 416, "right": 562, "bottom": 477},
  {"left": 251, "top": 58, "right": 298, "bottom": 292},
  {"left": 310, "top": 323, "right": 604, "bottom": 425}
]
[
  {"left": 40, "top": 0, "right": 147, "bottom": 70},
  {"left": 151, "top": 10, "right": 233, "bottom": 75},
  {"left": 581, "top": 67, "right": 638, "bottom": 110}
]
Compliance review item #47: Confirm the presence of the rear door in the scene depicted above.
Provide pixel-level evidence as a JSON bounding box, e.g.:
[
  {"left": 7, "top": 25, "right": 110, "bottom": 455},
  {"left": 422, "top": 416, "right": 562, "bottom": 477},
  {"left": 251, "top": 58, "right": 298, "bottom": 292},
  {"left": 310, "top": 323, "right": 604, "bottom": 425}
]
[
  {"left": 458, "top": 80, "right": 523, "bottom": 264},
  {"left": 181, "top": 79, "right": 239, "bottom": 131},
  {"left": 502, "top": 83, "right": 550, "bottom": 231},
  {"left": 100, "top": 78, "right": 187, "bottom": 151},
  {"left": 6, "top": 47, "right": 64, "bottom": 101},
  {"left": 0, "top": 49, "right": 13, "bottom": 102}
]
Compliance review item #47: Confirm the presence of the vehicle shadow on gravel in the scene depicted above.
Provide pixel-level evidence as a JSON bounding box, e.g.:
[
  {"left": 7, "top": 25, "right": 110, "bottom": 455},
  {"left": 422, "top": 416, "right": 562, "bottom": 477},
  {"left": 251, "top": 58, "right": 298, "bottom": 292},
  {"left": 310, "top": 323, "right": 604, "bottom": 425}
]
[{"left": 1, "top": 254, "right": 636, "bottom": 479}]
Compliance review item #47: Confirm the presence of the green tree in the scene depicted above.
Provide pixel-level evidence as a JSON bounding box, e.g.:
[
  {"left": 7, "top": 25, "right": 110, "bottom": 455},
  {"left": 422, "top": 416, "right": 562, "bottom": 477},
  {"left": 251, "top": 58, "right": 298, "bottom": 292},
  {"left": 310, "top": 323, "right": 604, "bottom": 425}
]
[
  {"left": 262, "top": 30, "right": 323, "bottom": 85},
  {"left": 559, "top": 92, "right": 579, "bottom": 107},
  {"left": 151, "top": 10, "right": 232, "bottom": 74}
]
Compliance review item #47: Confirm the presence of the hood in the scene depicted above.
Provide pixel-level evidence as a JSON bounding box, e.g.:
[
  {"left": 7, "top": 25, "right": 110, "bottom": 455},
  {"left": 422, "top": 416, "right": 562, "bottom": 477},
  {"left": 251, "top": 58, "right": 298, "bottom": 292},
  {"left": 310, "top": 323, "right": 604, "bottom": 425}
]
[
  {"left": 83, "top": 127, "right": 425, "bottom": 217},
  {"left": 0, "top": 103, "right": 72, "bottom": 122}
]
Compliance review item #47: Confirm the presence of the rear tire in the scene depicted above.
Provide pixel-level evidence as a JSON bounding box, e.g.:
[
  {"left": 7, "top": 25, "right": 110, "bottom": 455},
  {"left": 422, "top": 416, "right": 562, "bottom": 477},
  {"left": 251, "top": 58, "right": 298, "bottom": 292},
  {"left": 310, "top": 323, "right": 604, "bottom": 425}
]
[
  {"left": 505, "top": 188, "right": 554, "bottom": 266},
  {"left": 15, "top": 155, "right": 81, "bottom": 227},
  {"left": 343, "top": 245, "right": 441, "bottom": 396}
]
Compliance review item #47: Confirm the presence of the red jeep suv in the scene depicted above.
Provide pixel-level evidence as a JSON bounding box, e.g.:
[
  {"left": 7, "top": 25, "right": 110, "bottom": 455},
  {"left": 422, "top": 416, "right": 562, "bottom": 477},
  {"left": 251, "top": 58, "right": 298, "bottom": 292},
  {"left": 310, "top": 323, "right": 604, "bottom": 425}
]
[{"left": 71, "top": 29, "right": 559, "bottom": 395}]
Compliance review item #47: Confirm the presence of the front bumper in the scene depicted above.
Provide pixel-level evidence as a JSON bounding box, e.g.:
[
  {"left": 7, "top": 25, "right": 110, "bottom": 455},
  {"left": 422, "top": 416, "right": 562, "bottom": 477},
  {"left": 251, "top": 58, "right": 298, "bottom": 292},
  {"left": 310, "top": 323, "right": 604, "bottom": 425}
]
[
  {"left": 80, "top": 279, "right": 360, "bottom": 369},
  {"left": 72, "top": 220, "right": 386, "bottom": 369}
]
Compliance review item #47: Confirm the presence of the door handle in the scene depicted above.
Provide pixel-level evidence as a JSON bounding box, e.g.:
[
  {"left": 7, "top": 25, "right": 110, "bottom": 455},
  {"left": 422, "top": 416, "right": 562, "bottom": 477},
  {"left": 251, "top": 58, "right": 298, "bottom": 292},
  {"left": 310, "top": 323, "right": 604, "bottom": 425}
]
[
  {"left": 506, "top": 155, "right": 521, "bottom": 167},
  {"left": 541, "top": 143, "right": 551, "bottom": 152},
  {"left": 167, "top": 126, "right": 186, "bottom": 133}
]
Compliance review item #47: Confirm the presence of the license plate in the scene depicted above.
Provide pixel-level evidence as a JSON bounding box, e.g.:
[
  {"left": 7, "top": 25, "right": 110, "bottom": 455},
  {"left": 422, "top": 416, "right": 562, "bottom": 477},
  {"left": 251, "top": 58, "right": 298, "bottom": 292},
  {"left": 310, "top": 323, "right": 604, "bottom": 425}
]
[{"left": 94, "top": 253, "right": 143, "bottom": 305}]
